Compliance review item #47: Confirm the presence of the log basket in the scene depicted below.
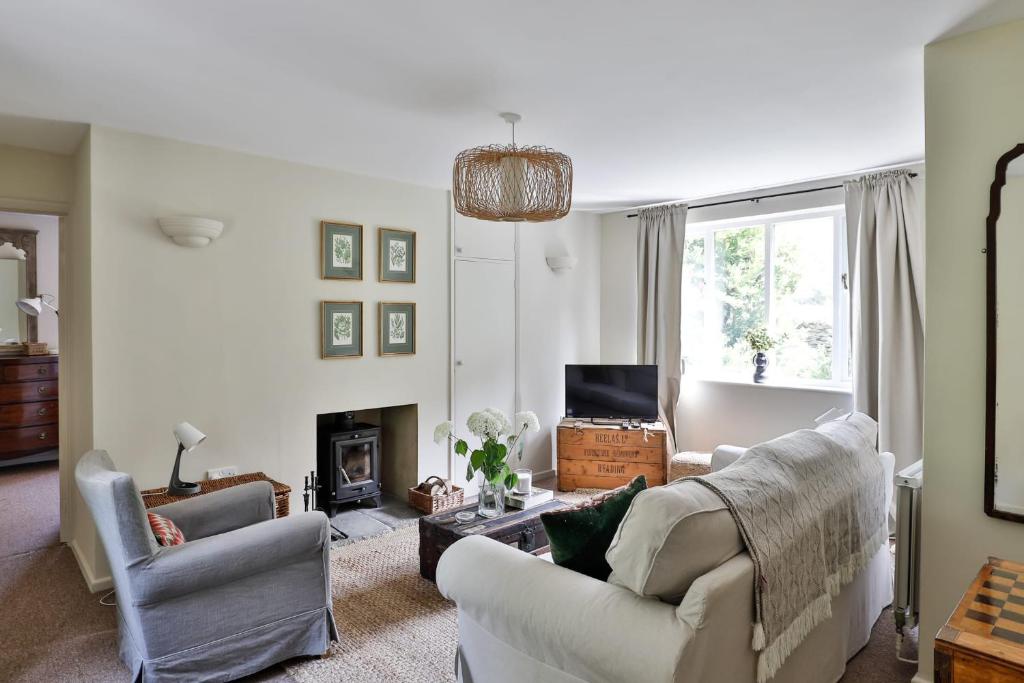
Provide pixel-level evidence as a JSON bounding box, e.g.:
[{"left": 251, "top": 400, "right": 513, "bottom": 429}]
[{"left": 408, "top": 476, "right": 464, "bottom": 515}]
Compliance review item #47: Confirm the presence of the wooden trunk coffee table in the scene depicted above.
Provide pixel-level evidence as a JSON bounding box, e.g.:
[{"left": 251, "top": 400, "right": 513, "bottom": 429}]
[{"left": 418, "top": 499, "right": 569, "bottom": 582}]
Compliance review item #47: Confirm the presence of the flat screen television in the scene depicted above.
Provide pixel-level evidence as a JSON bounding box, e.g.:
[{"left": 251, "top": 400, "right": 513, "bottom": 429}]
[{"left": 565, "top": 364, "right": 659, "bottom": 421}]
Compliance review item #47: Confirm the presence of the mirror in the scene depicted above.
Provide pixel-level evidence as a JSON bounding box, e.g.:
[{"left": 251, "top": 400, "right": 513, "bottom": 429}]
[
  {"left": 0, "top": 228, "right": 38, "bottom": 344},
  {"left": 987, "top": 144, "right": 1024, "bottom": 521},
  {"left": 0, "top": 258, "right": 27, "bottom": 342}
]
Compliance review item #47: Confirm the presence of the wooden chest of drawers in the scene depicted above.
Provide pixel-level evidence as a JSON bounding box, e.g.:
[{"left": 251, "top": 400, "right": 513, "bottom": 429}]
[
  {"left": 0, "top": 355, "right": 58, "bottom": 460},
  {"left": 556, "top": 421, "right": 667, "bottom": 491}
]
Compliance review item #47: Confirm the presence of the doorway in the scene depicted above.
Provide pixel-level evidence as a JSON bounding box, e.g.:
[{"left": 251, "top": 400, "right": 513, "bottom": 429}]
[{"left": 0, "top": 210, "right": 61, "bottom": 558}]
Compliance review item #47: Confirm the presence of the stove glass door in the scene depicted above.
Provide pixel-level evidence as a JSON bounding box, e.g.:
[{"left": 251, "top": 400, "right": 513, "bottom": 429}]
[{"left": 333, "top": 437, "right": 375, "bottom": 488}]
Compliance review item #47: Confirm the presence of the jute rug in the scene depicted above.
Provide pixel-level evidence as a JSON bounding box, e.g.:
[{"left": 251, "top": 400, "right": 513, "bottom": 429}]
[
  {"left": 285, "top": 491, "right": 598, "bottom": 683},
  {"left": 286, "top": 524, "right": 458, "bottom": 683}
]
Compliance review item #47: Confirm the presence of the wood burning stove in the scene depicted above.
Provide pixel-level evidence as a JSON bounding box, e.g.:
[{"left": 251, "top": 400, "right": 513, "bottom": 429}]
[{"left": 316, "top": 418, "right": 382, "bottom": 514}]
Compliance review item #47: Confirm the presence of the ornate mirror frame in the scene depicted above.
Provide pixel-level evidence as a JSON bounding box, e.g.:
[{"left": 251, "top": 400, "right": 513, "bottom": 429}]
[
  {"left": 985, "top": 143, "right": 1024, "bottom": 522},
  {"left": 0, "top": 227, "right": 38, "bottom": 343}
]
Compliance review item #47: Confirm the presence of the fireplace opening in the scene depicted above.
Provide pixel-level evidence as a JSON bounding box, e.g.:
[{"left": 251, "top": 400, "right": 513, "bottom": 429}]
[
  {"left": 316, "top": 412, "right": 382, "bottom": 514},
  {"left": 314, "top": 404, "right": 419, "bottom": 518}
]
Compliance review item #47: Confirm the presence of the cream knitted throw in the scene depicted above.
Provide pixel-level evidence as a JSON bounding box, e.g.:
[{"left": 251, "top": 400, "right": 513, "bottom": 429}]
[{"left": 686, "top": 417, "right": 886, "bottom": 683}]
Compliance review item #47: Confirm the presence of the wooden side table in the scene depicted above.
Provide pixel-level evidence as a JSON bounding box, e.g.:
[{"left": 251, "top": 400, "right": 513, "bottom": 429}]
[
  {"left": 934, "top": 556, "right": 1024, "bottom": 682},
  {"left": 141, "top": 472, "right": 291, "bottom": 518}
]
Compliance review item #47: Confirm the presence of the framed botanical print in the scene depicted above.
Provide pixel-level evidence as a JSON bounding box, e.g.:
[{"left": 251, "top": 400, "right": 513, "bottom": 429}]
[
  {"left": 321, "top": 221, "right": 363, "bottom": 280},
  {"left": 378, "top": 227, "right": 416, "bottom": 283},
  {"left": 321, "top": 301, "right": 362, "bottom": 359},
  {"left": 379, "top": 302, "right": 416, "bottom": 356}
]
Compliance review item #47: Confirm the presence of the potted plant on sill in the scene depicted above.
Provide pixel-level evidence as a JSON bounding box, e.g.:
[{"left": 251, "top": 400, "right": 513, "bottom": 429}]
[
  {"left": 434, "top": 409, "right": 540, "bottom": 518},
  {"left": 744, "top": 327, "right": 780, "bottom": 384}
]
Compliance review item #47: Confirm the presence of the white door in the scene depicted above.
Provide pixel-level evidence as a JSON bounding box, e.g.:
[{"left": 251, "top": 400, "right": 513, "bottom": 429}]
[
  {"left": 453, "top": 258, "right": 516, "bottom": 494},
  {"left": 454, "top": 215, "right": 516, "bottom": 261}
]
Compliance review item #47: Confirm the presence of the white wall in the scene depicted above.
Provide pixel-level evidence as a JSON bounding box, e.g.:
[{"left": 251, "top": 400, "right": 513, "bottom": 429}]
[
  {"left": 519, "top": 212, "right": 602, "bottom": 477},
  {"left": 76, "top": 126, "right": 451, "bottom": 585},
  {"left": 0, "top": 142, "right": 73, "bottom": 213},
  {"left": 676, "top": 381, "right": 852, "bottom": 451},
  {"left": 916, "top": 19, "right": 1024, "bottom": 682},
  {"left": 0, "top": 211, "right": 59, "bottom": 347}
]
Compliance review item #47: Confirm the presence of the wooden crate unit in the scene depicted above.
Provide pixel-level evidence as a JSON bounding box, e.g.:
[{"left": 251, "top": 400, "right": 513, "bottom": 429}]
[{"left": 556, "top": 421, "right": 666, "bottom": 491}]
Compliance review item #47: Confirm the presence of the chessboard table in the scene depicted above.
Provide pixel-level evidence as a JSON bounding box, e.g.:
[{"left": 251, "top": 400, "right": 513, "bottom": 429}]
[
  {"left": 934, "top": 556, "right": 1024, "bottom": 682},
  {"left": 418, "top": 499, "right": 569, "bottom": 582}
]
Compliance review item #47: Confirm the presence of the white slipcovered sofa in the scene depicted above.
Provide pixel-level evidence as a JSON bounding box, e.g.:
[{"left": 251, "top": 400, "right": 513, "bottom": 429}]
[{"left": 437, "top": 417, "right": 894, "bottom": 683}]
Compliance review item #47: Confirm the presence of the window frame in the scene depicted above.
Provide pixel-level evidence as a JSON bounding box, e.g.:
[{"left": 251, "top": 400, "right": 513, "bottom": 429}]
[{"left": 681, "top": 204, "right": 851, "bottom": 389}]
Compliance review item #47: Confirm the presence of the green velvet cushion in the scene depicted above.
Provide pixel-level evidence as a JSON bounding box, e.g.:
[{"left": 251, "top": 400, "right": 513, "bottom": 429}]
[{"left": 541, "top": 475, "right": 648, "bottom": 580}]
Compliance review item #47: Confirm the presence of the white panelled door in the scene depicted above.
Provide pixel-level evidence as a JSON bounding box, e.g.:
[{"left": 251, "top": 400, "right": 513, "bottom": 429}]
[
  {"left": 453, "top": 258, "right": 516, "bottom": 494},
  {"left": 454, "top": 215, "right": 516, "bottom": 261}
]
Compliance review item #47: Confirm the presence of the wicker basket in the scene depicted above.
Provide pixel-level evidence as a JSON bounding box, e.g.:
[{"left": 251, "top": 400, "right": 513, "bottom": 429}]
[
  {"left": 23, "top": 342, "right": 48, "bottom": 356},
  {"left": 408, "top": 476, "right": 464, "bottom": 515}
]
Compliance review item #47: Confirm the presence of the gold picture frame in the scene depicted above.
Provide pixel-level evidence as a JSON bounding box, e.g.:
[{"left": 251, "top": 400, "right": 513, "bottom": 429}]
[
  {"left": 378, "top": 301, "right": 416, "bottom": 356},
  {"left": 321, "top": 300, "right": 363, "bottom": 359},
  {"left": 321, "top": 220, "right": 363, "bottom": 280},
  {"left": 378, "top": 227, "right": 416, "bottom": 283}
]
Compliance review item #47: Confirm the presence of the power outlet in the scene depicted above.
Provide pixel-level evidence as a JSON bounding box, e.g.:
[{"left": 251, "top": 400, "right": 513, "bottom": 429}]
[{"left": 206, "top": 466, "right": 240, "bottom": 480}]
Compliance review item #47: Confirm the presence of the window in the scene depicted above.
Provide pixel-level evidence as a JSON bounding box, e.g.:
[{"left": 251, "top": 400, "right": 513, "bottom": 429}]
[{"left": 681, "top": 207, "right": 849, "bottom": 386}]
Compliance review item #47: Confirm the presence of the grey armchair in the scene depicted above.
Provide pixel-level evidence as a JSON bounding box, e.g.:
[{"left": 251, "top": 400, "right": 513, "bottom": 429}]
[{"left": 75, "top": 450, "right": 338, "bottom": 682}]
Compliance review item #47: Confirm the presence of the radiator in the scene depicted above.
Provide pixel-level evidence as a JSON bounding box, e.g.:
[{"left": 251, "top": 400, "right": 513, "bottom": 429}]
[{"left": 894, "top": 458, "right": 923, "bottom": 632}]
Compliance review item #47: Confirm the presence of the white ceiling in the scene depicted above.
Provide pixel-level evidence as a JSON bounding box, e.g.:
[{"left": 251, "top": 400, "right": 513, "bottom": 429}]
[{"left": 0, "top": 0, "right": 1009, "bottom": 209}]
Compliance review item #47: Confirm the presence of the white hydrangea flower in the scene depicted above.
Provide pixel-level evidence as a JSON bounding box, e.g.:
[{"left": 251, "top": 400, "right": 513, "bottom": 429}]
[
  {"left": 433, "top": 420, "right": 454, "bottom": 445},
  {"left": 467, "top": 410, "right": 503, "bottom": 441},
  {"left": 484, "top": 407, "right": 512, "bottom": 436},
  {"left": 513, "top": 411, "right": 540, "bottom": 434}
]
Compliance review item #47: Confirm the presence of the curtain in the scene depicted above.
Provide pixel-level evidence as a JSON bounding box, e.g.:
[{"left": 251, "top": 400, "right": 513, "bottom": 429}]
[
  {"left": 636, "top": 203, "right": 688, "bottom": 463},
  {"left": 844, "top": 170, "right": 924, "bottom": 474}
]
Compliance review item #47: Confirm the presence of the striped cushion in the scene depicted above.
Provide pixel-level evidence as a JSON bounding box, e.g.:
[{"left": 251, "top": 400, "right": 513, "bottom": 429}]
[{"left": 147, "top": 511, "right": 186, "bottom": 546}]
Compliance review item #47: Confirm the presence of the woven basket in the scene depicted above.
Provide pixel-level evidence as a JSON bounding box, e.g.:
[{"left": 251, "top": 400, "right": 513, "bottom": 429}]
[
  {"left": 23, "top": 342, "right": 48, "bottom": 356},
  {"left": 408, "top": 476, "right": 464, "bottom": 515}
]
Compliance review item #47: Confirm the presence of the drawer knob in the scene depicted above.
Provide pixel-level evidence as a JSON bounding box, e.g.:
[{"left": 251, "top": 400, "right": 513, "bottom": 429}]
[
  {"left": 37, "top": 408, "right": 47, "bottom": 416},
  {"left": 38, "top": 432, "right": 48, "bottom": 440},
  {"left": 38, "top": 386, "right": 48, "bottom": 394},
  {"left": 37, "top": 367, "right": 47, "bottom": 375}
]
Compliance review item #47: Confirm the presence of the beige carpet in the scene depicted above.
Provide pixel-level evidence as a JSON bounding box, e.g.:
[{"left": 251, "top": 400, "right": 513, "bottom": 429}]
[{"left": 0, "top": 458, "right": 60, "bottom": 557}]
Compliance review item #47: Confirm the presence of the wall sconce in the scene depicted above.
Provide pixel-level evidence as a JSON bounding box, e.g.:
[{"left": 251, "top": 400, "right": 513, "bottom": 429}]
[
  {"left": 545, "top": 256, "right": 578, "bottom": 273},
  {"left": 158, "top": 216, "right": 224, "bottom": 248}
]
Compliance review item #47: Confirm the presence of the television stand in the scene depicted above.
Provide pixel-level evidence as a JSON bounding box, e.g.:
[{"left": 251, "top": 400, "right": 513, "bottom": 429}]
[{"left": 556, "top": 419, "right": 667, "bottom": 491}]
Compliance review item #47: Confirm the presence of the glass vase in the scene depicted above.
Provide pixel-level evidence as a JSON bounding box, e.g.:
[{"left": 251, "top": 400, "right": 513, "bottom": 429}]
[{"left": 477, "top": 474, "right": 506, "bottom": 519}]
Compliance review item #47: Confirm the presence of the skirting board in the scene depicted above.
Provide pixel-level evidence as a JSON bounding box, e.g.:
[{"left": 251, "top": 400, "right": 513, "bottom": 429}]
[
  {"left": 69, "top": 538, "right": 113, "bottom": 593},
  {"left": 912, "top": 672, "right": 931, "bottom": 683},
  {"left": 532, "top": 468, "right": 555, "bottom": 482}
]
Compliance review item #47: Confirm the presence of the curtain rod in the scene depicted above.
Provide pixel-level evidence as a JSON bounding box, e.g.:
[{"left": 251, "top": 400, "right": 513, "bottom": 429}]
[{"left": 625, "top": 172, "right": 918, "bottom": 218}]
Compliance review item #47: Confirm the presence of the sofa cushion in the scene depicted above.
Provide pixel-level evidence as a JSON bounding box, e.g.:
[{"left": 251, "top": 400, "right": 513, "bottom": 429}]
[
  {"left": 604, "top": 479, "right": 743, "bottom": 603},
  {"left": 147, "top": 511, "right": 186, "bottom": 546},
  {"left": 541, "top": 475, "right": 648, "bottom": 580}
]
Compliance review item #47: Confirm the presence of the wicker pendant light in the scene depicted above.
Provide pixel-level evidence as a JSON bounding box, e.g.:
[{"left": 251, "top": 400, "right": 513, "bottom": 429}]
[{"left": 453, "top": 113, "right": 572, "bottom": 223}]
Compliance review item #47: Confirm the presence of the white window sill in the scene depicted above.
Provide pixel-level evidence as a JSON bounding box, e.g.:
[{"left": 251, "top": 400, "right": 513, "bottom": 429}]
[{"left": 688, "top": 375, "right": 853, "bottom": 395}]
